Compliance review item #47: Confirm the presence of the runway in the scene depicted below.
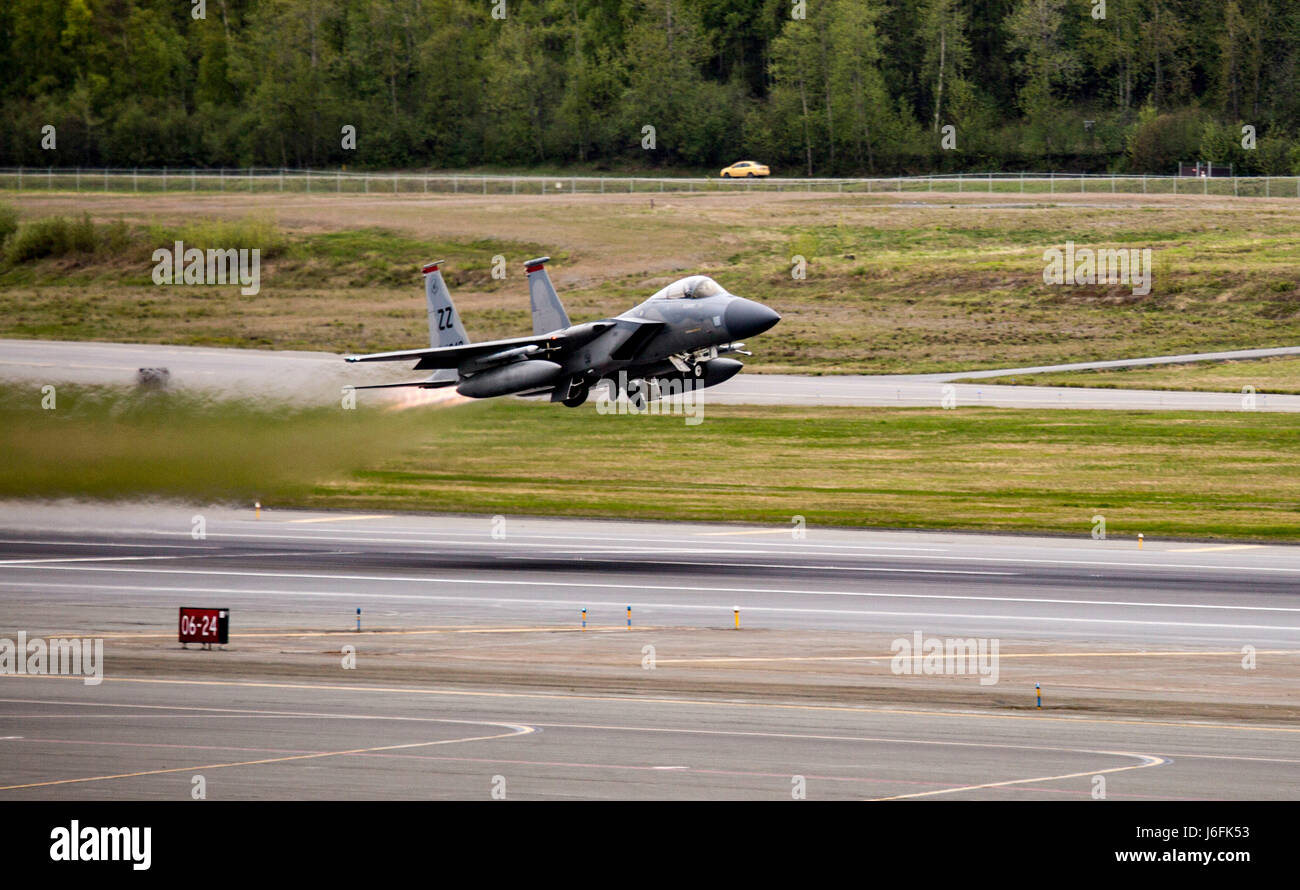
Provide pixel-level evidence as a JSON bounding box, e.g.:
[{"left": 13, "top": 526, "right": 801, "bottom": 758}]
[
  {"left": 4, "top": 338, "right": 1298, "bottom": 411},
  {"left": 1, "top": 503, "right": 1298, "bottom": 799}
]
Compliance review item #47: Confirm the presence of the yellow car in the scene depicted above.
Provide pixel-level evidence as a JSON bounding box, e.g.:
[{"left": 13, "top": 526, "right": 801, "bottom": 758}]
[{"left": 720, "top": 160, "right": 770, "bottom": 178}]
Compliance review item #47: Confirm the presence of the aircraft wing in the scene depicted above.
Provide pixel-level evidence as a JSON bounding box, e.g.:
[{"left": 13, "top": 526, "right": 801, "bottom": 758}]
[{"left": 345, "top": 333, "right": 567, "bottom": 370}]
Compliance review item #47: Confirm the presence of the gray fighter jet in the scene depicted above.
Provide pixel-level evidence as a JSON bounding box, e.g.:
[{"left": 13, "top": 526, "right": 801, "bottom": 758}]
[{"left": 345, "top": 257, "right": 780, "bottom": 407}]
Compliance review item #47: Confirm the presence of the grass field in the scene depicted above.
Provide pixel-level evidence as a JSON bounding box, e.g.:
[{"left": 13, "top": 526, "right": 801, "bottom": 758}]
[
  {"left": 957, "top": 355, "right": 1300, "bottom": 394},
  {"left": 6, "top": 386, "right": 1298, "bottom": 541},
  {"left": 2, "top": 189, "right": 1300, "bottom": 375}
]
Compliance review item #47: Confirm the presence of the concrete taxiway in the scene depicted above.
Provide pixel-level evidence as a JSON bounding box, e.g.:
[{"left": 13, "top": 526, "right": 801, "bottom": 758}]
[
  {"left": 1, "top": 503, "right": 1297, "bottom": 799},
  {"left": 3, "top": 338, "right": 1298, "bottom": 411}
]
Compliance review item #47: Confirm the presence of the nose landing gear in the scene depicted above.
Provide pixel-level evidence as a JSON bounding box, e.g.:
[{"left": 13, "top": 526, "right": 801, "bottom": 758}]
[
  {"left": 560, "top": 375, "right": 590, "bottom": 408},
  {"left": 561, "top": 386, "right": 589, "bottom": 408}
]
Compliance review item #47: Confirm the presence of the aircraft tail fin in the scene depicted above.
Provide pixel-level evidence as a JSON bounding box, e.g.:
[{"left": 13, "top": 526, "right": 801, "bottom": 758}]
[
  {"left": 424, "top": 261, "right": 471, "bottom": 348},
  {"left": 525, "top": 256, "right": 570, "bottom": 335}
]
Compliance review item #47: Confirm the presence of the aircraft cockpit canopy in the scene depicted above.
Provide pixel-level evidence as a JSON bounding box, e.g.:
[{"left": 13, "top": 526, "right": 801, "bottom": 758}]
[{"left": 649, "top": 276, "right": 726, "bottom": 300}]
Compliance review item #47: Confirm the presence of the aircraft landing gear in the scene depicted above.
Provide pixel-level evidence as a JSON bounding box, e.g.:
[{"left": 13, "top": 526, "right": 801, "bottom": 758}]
[
  {"left": 559, "top": 376, "right": 590, "bottom": 408},
  {"left": 562, "top": 386, "right": 589, "bottom": 408},
  {"left": 625, "top": 378, "right": 648, "bottom": 412}
]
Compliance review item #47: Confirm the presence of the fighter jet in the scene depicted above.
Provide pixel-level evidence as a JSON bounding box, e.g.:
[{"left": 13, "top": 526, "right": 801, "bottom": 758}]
[{"left": 345, "top": 257, "right": 780, "bottom": 408}]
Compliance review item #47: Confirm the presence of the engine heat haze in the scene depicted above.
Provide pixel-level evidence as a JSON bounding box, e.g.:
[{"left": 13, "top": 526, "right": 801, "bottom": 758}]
[{"left": 344, "top": 257, "right": 780, "bottom": 408}]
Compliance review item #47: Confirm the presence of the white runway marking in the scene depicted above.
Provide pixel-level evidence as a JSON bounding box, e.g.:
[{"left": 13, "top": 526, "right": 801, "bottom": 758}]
[
  {"left": 3, "top": 565, "right": 1298, "bottom": 614},
  {"left": 503, "top": 555, "right": 1019, "bottom": 575},
  {"left": 0, "top": 550, "right": 311, "bottom": 566},
  {"left": 0, "top": 539, "right": 211, "bottom": 550},
  {"left": 0, "top": 697, "right": 536, "bottom": 791},
  {"left": 871, "top": 751, "right": 1170, "bottom": 800},
  {"left": 148, "top": 527, "right": 954, "bottom": 553},
  {"left": 112, "top": 529, "right": 1300, "bottom": 573},
  {"left": 4, "top": 580, "right": 1300, "bottom": 632}
]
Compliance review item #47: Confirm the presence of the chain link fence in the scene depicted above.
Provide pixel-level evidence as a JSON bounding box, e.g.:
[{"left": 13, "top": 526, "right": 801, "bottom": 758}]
[{"left": 1, "top": 168, "right": 1297, "bottom": 199}]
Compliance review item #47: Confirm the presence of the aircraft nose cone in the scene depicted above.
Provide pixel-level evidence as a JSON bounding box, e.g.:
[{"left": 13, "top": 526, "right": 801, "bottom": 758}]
[{"left": 725, "top": 298, "right": 781, "bottom": 339}]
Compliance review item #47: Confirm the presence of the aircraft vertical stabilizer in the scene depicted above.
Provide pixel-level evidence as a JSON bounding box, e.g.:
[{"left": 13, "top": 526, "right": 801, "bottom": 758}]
[
  {"left": 525, "top": 257, "right": 571, "bottom": 335},
  {"left": 424, "top": 261, "right": 471, "bottom": 348},
  {"left": 423, "top": 261, "right": 469, "bottom": 386}
]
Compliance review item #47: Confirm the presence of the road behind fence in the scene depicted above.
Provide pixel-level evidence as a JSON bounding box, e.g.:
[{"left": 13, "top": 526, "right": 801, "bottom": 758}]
[{"left": 1, "top": 168, "right": 1297, "bottom": 199}]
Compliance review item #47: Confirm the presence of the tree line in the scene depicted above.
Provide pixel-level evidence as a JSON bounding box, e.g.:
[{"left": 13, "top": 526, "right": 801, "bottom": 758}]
[{"left": 2, "top": 0, "right": 1299, "bottom": 175}]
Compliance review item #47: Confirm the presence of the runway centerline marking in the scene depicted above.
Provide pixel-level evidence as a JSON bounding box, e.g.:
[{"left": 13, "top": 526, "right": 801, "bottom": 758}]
[{"left": 285, "top": 515, "right": 392, "bottom": 524}]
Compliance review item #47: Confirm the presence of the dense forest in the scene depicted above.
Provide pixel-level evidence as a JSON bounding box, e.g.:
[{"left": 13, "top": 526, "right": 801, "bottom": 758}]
[{"left": 2, "top": 0, "right": 1299, "bottom": 175}]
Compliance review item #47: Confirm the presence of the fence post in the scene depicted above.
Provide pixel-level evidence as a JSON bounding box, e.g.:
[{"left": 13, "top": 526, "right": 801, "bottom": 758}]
[
  {"left": 1266, "top": 176, "right": 1270, "bottom": 198},
  {"left": 192, "top": 168, "right": 196, "bottom": 191},
  {"left": 133, "top": 168, "right": 138, "bottom": 192},
  {"left": 75, "top": 166, "right": 80, "bottom": 192},
  {"left": 162, "top": 166, "right": 167, "bottom": 191},
  {"left": 16, "top": 166, "right": 21, "bottom": 191}
]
